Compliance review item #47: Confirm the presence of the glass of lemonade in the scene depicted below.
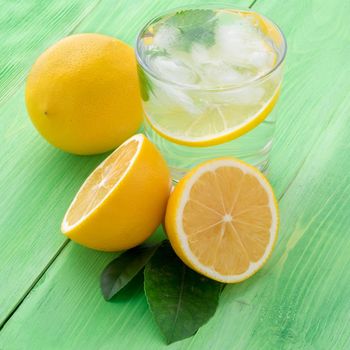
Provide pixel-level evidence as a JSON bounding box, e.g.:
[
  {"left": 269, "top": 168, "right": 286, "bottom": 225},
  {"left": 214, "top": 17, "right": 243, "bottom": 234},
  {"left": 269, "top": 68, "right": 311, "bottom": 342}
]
[{"left": 136, "top": 4, "right": 286, "bottom": 181}]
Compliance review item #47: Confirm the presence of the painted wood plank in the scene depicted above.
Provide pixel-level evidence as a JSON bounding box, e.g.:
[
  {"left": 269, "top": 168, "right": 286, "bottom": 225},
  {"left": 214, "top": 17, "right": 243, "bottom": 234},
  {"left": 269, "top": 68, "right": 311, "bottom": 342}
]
[
  {"left": 0, "top": 3, "right": 109, "bottom": 321},
  {"left": 264, "top": 0, "right": 350, "bottom": 199},
  {"left": 4, "top": 95, "right": 350, "bottom": 349},
  {"left": 0, "top": 0, "right": 102, "bottom": 105},
  {"left": 0, "top": 0, "right": 251, "bottom": 332},
  {"left": 0, "top": 86, "right": 107, "bottom": 326},
  {"left": 6, "top": 0, "right": 350, "bottom": 349},
  {"left": 74, "top": 0, "right": 251, "bottom": 44},
  {"left": 0, "top": 0, "right": 108, "bottom": 326},
  {"left": 195, "top": 95, "right": 350, "bottom": 350}
]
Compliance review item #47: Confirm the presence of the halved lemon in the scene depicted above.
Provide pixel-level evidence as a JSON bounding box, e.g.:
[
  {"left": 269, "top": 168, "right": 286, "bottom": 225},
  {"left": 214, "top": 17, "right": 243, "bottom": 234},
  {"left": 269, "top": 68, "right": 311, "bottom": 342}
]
[
  {"left": 165, "top": 158, "right": 279, "bottom": 283},
  {"left": 62, "top": 134, "right": 171, "bottom": 251}
]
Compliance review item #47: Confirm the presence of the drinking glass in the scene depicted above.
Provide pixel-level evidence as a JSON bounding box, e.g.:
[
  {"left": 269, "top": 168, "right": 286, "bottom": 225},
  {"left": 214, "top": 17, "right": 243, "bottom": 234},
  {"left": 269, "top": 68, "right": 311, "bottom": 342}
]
[{"left": 136, "top": 4, "right": 286, "bottom": 181}]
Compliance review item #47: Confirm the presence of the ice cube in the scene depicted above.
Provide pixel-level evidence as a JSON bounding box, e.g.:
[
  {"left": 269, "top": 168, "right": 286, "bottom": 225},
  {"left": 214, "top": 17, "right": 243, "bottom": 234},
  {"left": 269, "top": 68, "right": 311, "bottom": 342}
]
[
  {"left": 153, "top": 25, "right": 180, "bottom": 50},
  {"left": 156, "top": 82, "right": 203, "bottom": 115},
  {"left": 248, "top": 50, "right": 276, "bottom": 71},
  {"left": 191, "top": 44, "right": 216, "bottom": 64},
  {"left": 200, "top": 62, "right": 247, "bottom": 86},
  {"left": 217, "top": 35, "right": 255, "bottom": 67},
  {"left": 216, "top": 21, "right": 256, "bottom": 50},
  {"left": 212, "top": 86, "right": 265, "bottom": 105},
  {"left": 150, "top": 56, "right": 198, "bottom": 85},
  {"left": 216, "top": 22, "right": 276, "bottom": 73},
  {"left": 231, "top": 86, "right": 265, "bottom": 105}
]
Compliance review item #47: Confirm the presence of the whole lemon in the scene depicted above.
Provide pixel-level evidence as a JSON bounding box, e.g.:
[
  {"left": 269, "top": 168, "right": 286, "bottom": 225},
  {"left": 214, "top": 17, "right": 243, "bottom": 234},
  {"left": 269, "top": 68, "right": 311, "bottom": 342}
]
[{"left": 25, "top": 33, "right": 142, "bottom": 155}]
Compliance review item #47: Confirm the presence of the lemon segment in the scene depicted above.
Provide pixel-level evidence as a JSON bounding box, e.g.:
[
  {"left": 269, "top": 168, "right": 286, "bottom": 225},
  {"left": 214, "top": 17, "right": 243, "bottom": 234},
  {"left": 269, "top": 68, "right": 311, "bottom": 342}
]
[{"left": 146, "top": 85, "right": 280, "bottom": 147}]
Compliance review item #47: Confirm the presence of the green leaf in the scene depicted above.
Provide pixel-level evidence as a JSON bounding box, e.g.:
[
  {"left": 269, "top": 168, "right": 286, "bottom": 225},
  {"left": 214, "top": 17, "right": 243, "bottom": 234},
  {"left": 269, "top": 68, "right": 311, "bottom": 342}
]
[
  {"left": 167, "top": 9, "right": 217, "bottom": 51},
  {"left": 137, "top": 64, "right": 153, "bottom": 102},
  {"left": 144, "top": 241, "right": 223, "bottom": 344},
  {"left": 101, "top": 243, "right": 160, "bottom": 301},
  {"left": 168, "top": 9, "right": 215, "bottom": 29}
]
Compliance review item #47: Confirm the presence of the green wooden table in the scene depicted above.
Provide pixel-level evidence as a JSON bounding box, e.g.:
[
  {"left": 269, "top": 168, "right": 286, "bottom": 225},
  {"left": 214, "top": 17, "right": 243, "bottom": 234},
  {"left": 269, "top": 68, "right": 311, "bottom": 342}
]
[{"left": 1, "top": 0, "right": 349, "bottom": 349}]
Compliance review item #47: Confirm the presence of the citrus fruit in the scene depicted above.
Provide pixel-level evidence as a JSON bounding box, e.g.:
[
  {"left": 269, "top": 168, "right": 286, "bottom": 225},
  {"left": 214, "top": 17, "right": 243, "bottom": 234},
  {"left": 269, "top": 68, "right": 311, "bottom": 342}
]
[
  {"left": 25, "top": 33, "right": 142, "bottom": 155},
  {"left": 165, "top": 158, "right": 279, "bottom": 283},
  {"left": 145, "top": 87, "right": 280, "bottom": 147},
  {"left": 61, "top": 134, "right": 171, "bottom": 251}
]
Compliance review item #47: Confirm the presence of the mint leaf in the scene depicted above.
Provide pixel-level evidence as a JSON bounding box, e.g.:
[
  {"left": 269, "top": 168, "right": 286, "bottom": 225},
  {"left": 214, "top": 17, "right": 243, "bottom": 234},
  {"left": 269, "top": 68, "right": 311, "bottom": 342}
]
[
  {"left": 182, "top": 26, "right": 216, "bottom": 50},
  {"left": 144, "top": 241, "right": 223, "bottom": 344},
  {"left": 101, "top": 243, "right": 160, "bottom": 300},
  {"left": 137, "top": 65, "right": 153, "bottom": 101},
  {"left": 167, "top": 9, "right": 217, "bottom": 51},
  {"left": 168, "top": 9, "right": 215, "bottom": 29}
]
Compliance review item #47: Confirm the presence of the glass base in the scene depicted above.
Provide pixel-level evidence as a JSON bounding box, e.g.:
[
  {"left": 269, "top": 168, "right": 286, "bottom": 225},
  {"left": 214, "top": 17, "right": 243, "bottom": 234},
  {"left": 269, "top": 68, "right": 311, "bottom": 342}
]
[{"left": 145, "top": 116, "right": 275, "bottom": 182}]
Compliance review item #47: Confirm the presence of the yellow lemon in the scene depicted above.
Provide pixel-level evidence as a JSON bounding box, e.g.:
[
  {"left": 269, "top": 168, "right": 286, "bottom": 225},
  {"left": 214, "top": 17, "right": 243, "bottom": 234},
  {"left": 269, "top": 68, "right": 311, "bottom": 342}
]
[
  {"left": 165, "top": 158, "right": 279, "bottom": 283},
  {"left": 146, "top": 87, "right": 280, "bottom": 147},
  {"left": 25, "top": 33, "right": 142, "bottom": 155},
  {"left": 61, "top": 134, "right": 171, "bottom": 251}
]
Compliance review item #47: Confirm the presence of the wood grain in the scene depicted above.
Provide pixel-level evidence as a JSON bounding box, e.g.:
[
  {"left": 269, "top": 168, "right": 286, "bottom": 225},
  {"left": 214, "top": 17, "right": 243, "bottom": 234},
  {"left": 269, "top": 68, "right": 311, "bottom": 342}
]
[
  {"left": 2, "top": 0, "right": 350, "bottom": 349},
  {"left": 0, "top": 0, "right": 103, "bottom": 105},
  {"left": 264, "top": 0, "right": 350, "bottom": 198},
  {"left": 0, "top": 0, "right": 109, "bottom": 326},
  {"left": 0, "top": 86, "right": 107, "bottom": 326},
  {"left": 0, "top": 0, "right": 251, "bottom": 333}
]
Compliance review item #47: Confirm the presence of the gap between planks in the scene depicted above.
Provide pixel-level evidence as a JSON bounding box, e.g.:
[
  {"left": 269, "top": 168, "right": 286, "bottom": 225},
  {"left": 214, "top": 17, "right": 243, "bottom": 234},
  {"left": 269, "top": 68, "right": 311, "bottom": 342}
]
[
  {"left": 0, "top": 0, "right": 260, "bottom": 333},
  {"left": 0, "top": 240, "right": 70, "bottom": 330}
]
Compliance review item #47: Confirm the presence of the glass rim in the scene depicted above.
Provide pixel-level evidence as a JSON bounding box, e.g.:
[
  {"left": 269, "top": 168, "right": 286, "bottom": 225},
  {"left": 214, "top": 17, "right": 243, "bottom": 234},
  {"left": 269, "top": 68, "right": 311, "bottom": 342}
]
[{"left": 135, "top": 3, "right": 287, "bottom": 92}]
